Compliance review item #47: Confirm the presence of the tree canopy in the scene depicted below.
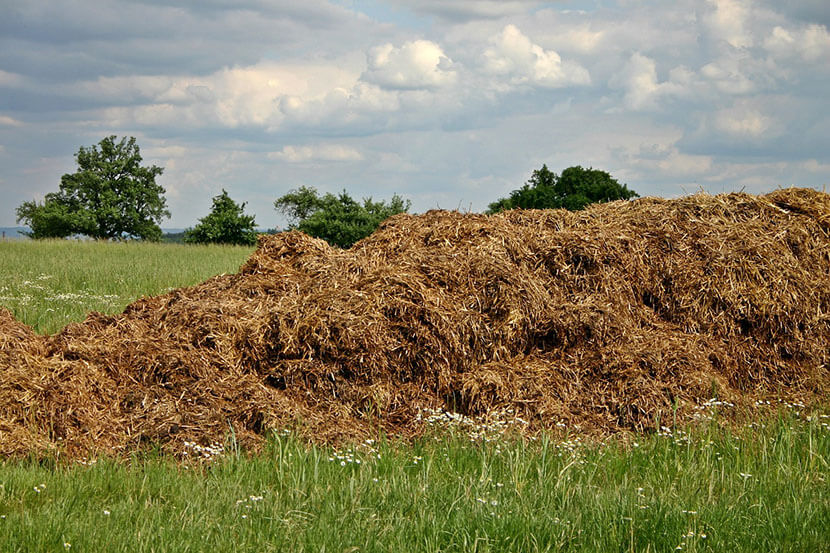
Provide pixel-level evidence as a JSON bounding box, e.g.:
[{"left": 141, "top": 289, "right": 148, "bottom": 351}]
[
  {"left": 16, "top": 136, "right": 169, "bottom": 240},
  {"left": 275, "top": 186, "right": 410, "bottom": 248},
  {"left": 487, "top": 164, "right": 638, "bottom": 214},
  {"left": 184, "top": 189, "right": 258, "bottom": 246}
]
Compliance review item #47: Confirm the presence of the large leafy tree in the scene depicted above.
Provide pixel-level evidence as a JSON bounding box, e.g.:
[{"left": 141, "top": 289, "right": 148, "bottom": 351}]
[
  {"left": 275, "top": 186, "right": 410, "bottom": 248},
  {"left": 486, "top": 164, "right": 638, "bottom": 214},
  {"left": 184, "top": 189, "right": 258, "bottom": 246},
  {"left": 16, "top": 136, "right": 169, "bottom": 240}
]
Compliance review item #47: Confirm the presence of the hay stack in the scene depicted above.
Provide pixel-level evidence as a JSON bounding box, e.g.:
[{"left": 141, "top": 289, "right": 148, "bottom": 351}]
[{"left": 0, "top": 188, "right": 828, "bottom": 458}]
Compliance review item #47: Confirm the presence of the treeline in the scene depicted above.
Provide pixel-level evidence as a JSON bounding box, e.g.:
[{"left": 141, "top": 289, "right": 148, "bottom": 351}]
[{"left": 17, "top": 136, "right": 638, "bottom": 248}]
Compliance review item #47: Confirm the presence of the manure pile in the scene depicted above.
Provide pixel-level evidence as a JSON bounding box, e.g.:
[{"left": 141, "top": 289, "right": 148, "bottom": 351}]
[{"left": 1, "top": 188, "right": 829, "bottom": 458}]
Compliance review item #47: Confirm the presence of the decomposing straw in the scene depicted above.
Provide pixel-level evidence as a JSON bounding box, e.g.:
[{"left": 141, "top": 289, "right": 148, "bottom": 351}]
[{"left": 0, "top": 188, "right": 828, "bottom": 458}]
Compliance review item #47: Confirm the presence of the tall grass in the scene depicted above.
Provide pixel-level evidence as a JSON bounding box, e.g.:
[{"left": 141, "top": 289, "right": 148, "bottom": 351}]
[
  {"left": 0, "top": 239, "right": 253, "bottom": 334},
  {"left": 0, "top": 414, "right": 828, "bottom": 552}
]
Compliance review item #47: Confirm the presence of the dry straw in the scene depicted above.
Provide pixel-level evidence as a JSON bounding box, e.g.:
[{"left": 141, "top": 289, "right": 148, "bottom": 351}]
[{"left": 1, "top": 188, "right": 828, "bottom": 458}]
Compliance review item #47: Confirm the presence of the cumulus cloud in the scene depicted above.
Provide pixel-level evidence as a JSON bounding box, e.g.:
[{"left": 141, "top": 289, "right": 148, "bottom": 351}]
[
  {"left": 85, "top": 60, "right": 365, "bottom": 131},
  {"left": 764, "top": 24, "right": 830, "bottom": 62},
  {"left": 482, "top": 24, "right": 590, "bottom": 88},
  {"left": 658, "top": 150, "right": 714, "bottom": 177},
  {"left": 268, "top": 144, "right": 364, "bottom": 162},
  {"left": 699, "top": 57, "right": 759, "bottom": 95},
  {"left": 704, "top": 0, "right": 753, "bottom": 49},
  {"left": 363, "top": 40, "right": 456, "bottom": 89},
  {"left": 636, "top": 148, "right": 714, "bottom": 180},
  {"left": 611, "top": 53, "right": 691, "bottom": 110},
  {"left": 553, "top": 26, "right": 606, "bottom": 54},
  {"left": 610, "top": 131, "right": 715, "bottom": 183},
  {"left": 207, "top": 62, "right": 367, "bottom": 128},
  {"left": 87, "top": 48, "right": 462, "bottom": 138},
  {"left": 277, "top": 82, "right": 401, "bottom": 129},
  {"left": 714, "top": 107, "right": 773, "bottom": 137}
]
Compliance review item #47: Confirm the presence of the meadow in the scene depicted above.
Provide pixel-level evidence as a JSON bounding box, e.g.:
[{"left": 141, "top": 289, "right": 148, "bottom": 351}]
[
  {"left": 0, "top": 239, "right": 828, "bottom": 552},
  {"left": 0, "top": 239, "right": 254, "bottom": 334}
]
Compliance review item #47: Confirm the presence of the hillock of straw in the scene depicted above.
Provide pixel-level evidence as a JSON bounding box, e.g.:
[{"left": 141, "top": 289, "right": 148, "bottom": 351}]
[{"left": 0, "top": 188, "right": 828, "bottom": 458}]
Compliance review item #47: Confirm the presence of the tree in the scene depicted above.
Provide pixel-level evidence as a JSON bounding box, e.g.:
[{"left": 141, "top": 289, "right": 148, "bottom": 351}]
[
  {"left": 486, "top": 164, "right": 638, "bottom": 214},
  {"left": 16, "top": 136, "right": 169, "bottom": 240},
  {"left": 15, "top": 196, "right": 79, "bottom": 239},
  {"left": 275, "top": 186, "right": 411, "bottom": 248},
  {"left": 184, "top": 189, "right": 258, "bottom": 246}
]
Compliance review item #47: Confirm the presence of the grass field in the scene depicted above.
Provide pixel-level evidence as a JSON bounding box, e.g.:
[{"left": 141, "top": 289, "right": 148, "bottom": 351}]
[
  {"left": 0, "top": 239, "right": 254, "bottom": 334},
  {"left": 0, "top": 239, "right": 828, "bottom": 552},
  {"left": 0, "top": 417, "right": 828, "bottom": 553}
]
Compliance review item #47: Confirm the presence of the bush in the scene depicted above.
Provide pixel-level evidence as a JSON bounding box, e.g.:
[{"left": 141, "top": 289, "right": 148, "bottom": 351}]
[
  {"left": 487, "top": 164, "right": 638, "bottom": 213},
  {"left": 275, "top": 186, "right": 410, "bottom": 248},
  {"left": 184, "top": 189, "right": 258, "bottom": 246}
]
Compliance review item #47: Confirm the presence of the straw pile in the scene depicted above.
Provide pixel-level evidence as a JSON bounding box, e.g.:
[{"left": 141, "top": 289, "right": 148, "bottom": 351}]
[{"left": 1, "top": 188, "right": 828, "bottom": 458}]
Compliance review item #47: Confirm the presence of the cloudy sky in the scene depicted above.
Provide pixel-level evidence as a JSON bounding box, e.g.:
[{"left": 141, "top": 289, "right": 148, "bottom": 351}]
[{"left": 1, "top": 0, "right": 828, "bottom": 229}]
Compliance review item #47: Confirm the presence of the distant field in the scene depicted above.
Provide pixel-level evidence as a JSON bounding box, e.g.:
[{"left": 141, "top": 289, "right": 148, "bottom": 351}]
[{"left": 0, "top": 239, "right": 254, "bottom": 334}]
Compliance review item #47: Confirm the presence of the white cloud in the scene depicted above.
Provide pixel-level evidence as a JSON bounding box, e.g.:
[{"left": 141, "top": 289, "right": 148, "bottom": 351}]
[
  {"left": 363, "top": 40, "right": 456, "bottom": 90},
  {"left": 277, "top": 81, "right": 401, "bottom": 128},
  {"left": 798, "top": 159, "right": 830, "bottom": 174},
  {"left": 714, "top": 107, "right": 773, "bottom": 137},
  {"left": 83, "top": 48, "right": 460, "bottom": 134},
  {"left": 268, "top": 144, "right": 364, "bottom": 163},
  {"left": 72, "top": 74, "right": 177, "bottom": 104},
  {"left": 613, "top": 133, "right": 715, "bottom": 183},
  {"left": 764, "top": 24, "right": 830, "bottom": 62},
  {"left": 0, "top": 69, "right": 25, "bottom": 87},
  {"left": 611, "top": 53, "right": 689, "bottom": 110},
  {"left": 658, "top": 150, "right": 714, "bottom": 177},
  {"left": 0, "top": 115, "right": 23, "bottom": 127},
  {"left": 482, "top": 24, "right": 590, "bottom": 88},
  {"left": 704, "top": 0, "right": 753, "bottom": 49},
  {"left": 699, "top": 58, "right": 758, "bottom": 95},
  {"left": 206, "top": 62, "right": 364, "bottom": 128},
  {"left": 555, "top": 26, "right": 606, "bottom": 54},
  {"left": 765, "top": 26, "right": 796, "bottom": 51},
  {"left": 143, "top": 143, "right": 191, "bottom": 170},
  {"left": 91, "top": 60, "right": 364, "bottom": 130},
  {"left": 644, "top": 148, "right": 713, "bottom": 179},
  {"left": 695, "top": 159, "right": 801, "bottom": 191}
]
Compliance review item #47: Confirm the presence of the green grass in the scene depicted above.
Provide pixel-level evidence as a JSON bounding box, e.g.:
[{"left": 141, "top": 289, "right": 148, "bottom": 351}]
[
  {"left": 0, "top": 239, "right": 254, "bottom": 334},
  {"left": 0, "top": 416, "right": 828, "bottom": 552},
  {"left": 0, "top": 239, "right": 828, "bottom": 552}
]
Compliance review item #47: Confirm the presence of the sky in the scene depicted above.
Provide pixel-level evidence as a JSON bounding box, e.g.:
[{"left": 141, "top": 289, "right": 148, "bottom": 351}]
[{"left": 1, "top": 0, "right": 829, "bottom": 230}]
